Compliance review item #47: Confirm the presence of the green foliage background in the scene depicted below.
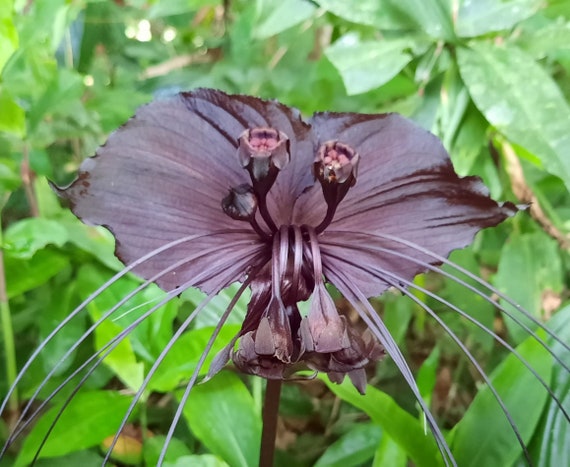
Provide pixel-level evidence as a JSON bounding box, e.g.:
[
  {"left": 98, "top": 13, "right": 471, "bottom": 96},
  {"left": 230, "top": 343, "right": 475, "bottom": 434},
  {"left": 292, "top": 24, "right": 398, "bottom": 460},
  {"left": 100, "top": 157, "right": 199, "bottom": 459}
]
[{"left": 1, "top": 0, "right": 569, "bottom": 466}]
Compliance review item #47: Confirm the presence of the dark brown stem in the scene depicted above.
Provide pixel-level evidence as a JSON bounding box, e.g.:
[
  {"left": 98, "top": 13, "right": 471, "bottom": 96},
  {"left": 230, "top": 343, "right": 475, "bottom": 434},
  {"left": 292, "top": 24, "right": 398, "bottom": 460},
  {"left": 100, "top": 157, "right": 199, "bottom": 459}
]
[
  {"left": 259, "top": 379, "right": 282, "bottom": 467},
  {"left": 21, "top": 145, "right": 39, "bottom": 217}
]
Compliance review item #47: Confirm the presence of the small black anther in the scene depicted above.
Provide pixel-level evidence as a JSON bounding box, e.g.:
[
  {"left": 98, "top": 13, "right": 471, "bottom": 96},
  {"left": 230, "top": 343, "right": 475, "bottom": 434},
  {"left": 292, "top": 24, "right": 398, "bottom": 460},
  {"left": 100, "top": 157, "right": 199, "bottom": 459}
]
[{"left": 222, "top": 184, "right": 258, "bottom": 221}]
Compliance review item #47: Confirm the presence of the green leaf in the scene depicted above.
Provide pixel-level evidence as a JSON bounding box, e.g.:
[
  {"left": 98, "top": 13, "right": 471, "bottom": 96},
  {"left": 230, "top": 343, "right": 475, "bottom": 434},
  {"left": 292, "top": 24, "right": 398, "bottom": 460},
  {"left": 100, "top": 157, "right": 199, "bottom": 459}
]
[
  {"left": 316, "top": 0, "right": 408, "bottom": 29},
  {"left": 164, "top": 455, "right": 229, "bottom": 467},
  {"left": 325, "top": 35, "right": 413, "bottom": 95},
  {"left": 0, "top": 88, "right": 25, "bottom": 136},
  {"left": 385, "top": 0, "right": 454, "bottom": 40},
  {"left": 0, "top": 157, "right": 21, "bottom": 193},
  {"left": 317, "top": 0, "right": 453, "bottom": 36},
  {"left": 15, "top": 391, "right": 133, "bottom": 466},
  {"left": 515, "top": 21, "right": 570, "bottom": 59},
  {"left": 458, "top": 42, "right": 570, "bottom": 192},
  {"left": 456, "top": 0, "right": 542, "bottom": 37},
  {"left": 5, "top": 249, "right": 68, "bottom": 298},
  {"left": 373, "top": 433, "right": 407, "bottom": 467},
  {"left": 148, "top": 324, "right": 241, "bottom": 392},
  {"left": 254, "top": 0, "right": 317, "bottom": 39},
  {"left": 143, "top": 435, "right": 193, "bottom": 466},
  {"left": 181, "top": 371, "right": 261, "bottom": 467},
  {"left": 315, "top": 423, "right": 381, "bottom": 467},
  {"left": 528, "top": 305, "right": 570, "bottom": 467},
  {"left": 450, "top": 329, "right": 553, "bottom": 466},
  {"left": 185, "top": 282, "right": 250, "bottom": 329},
  {"left": 77, "top": 265, "right": 146, "bottom": 392},
  {"left": 0, "top": 0, "right": 18, "bottom": 73},
  {"left": 494, "top": 232, "right": 563, "bottom": 343},
  {"left": 322, "top": 377, "right": 442, "bottom": 467},
  {"left": 4, "top": 218, "right": 68, "bottom": 259}
]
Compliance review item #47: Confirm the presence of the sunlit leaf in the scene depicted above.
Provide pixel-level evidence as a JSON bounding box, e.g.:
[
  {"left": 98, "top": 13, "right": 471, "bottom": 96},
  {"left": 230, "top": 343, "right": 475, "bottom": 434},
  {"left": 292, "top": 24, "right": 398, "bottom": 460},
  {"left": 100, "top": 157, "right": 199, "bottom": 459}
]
[
  {"left": 0, "top": 0, "right": 18, "bottom": 73},
  {"left": 322, "top": 377, "right": 442, "bottom": 467},
  {"left": 181, "top": 371, "right": 261, "bottom": 467},
  {"left": 254, "top": 0, "right": 317, "bottom": 39},
  {"left": 148, "top": 324, "right": 241, "bottom": 392},
  {"left": 494, "top": 232, "right": 563, "bottom": 343},
  {"left": 0, "top": 89, "right": 24, "bottom": 136},
  {"left": 4, "top": 218, "right": 68, "bottom": 259},
  {"left": 456, "top": 0, "right": 542, "bottom": 37},
  {"left": 450, "top": 329, "right": 553, "bottom": 466},
  {"left": 325, "top": 35, "right": 413, "bottom": 95},
  {"left": 5, "top": 249, "right": 68, "bottom": 298},
  {"left": 528, "top": 305, "right": 570, "bottom": 467},
  {"left": 15, "top": 391, "right": 133, "bottom": 466},
  {"left": 458, "top": 42, "right": 570, "bottom": 192}
]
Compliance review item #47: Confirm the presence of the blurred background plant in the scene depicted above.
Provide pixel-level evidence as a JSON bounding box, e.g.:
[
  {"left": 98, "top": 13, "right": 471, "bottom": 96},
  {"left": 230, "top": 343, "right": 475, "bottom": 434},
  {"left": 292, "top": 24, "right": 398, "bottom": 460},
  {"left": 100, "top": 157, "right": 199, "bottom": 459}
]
[{"left": 1, "top": 0, "right": 569, "bottom": 466}]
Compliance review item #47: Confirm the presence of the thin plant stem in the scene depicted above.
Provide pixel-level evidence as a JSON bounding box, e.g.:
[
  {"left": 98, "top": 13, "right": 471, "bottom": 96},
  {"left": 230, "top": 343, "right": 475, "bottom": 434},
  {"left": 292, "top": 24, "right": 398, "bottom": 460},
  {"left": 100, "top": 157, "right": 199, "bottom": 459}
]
[
  {"left": 0, "top": 200, "right": 18, "bottom": 428},
  {"left": 259, "top": 379, "right": 282, "bottom": 467}
]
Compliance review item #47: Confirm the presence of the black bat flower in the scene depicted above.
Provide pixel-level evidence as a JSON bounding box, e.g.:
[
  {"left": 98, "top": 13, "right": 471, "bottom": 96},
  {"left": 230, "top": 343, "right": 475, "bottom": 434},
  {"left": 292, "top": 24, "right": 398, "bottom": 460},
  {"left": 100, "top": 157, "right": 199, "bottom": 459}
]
[{"left": 1, "top": 89, "right": 568, "bottom": 466}]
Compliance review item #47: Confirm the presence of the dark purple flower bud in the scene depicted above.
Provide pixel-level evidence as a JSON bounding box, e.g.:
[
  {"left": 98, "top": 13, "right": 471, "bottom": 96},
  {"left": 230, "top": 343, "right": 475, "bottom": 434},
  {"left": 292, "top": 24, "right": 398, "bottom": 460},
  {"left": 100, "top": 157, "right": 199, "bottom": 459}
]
[
  {"left": 300, "top": 282, "right": 350, "bottom": 353},
  {"left": 221, "top": 184, "right": 258, "bottom": 221}
]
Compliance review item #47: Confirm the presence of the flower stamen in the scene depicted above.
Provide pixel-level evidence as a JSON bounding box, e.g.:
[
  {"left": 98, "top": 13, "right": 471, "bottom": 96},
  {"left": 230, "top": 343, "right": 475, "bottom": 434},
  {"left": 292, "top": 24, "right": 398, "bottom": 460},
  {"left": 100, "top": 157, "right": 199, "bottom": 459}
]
[
  {"left": 237, "top": 127, "right": 290, "bottom": 234},
  {"left": 314, "top": 141, "right": 359, "bottom": 234}
]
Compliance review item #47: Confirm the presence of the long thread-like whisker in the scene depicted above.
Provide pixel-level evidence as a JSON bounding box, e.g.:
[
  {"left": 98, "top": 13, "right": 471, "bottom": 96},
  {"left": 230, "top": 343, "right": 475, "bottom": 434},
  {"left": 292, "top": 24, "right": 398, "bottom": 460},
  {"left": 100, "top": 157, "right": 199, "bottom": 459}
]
[
  {"left": 371, "top": 267, "right": 532, "bottom": 463},
  {"left": 321, "top": 230, "right": 570, "bottom": 354},
  {"left": 157, "top": 276, "right": 259, "bottom": 465},
  {"left": 13, "top": 249, "right": 264, "bottom": 464},
  {"left": 323, "top": 231, "right": 570, "bottom": 361},
  {"left": 2, "top": 236, "right": 262, "bottom": 455},
  {"left": 376, "top": 258, "right": 568, "bottom": 421},
  {"left": 325, "top": 268, "right": 456, "bottom": 467},
  {"left": 0, "top": 230, "right": 253, "bottom": 420},
  {"left": 102, "top": 251, "right": 267, "bottom": 465}
]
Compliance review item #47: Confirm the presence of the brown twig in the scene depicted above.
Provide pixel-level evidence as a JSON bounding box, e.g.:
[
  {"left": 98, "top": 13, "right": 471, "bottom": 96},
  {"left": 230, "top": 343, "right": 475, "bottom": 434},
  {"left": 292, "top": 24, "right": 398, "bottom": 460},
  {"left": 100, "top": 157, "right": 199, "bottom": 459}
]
[
  {"left": 502, "top": 141, "right": 570, "bottom": 250},
  {"left": 139, "top": 50, "right": 220, "bottom": 80}
]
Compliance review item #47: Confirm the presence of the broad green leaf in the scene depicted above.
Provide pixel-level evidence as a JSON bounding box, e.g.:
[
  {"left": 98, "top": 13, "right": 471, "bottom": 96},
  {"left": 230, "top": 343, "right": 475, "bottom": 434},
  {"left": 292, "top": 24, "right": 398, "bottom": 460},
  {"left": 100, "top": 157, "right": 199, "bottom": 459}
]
[
  {"left": 315, "top": 423, "right": 381, "bottom": 466},
  {"left": 528, "top": 305, "right": 570, "bottom": 467},
  {"left": 15, "top": 391, "right": 133, "bottom": 466},
  {"left": 4, "top": 218, "right": 68, "bottom": 259},
  {"left": 322, "top": 377, "right": 442, "bottom": 467},
  {"left": 316, "top": 0, "right": 410, "bottom": 29},
  {"left": 185, "top": 282, "right": 250, "bottom": 328},
  {"left": 143, "top": 435, "right": 193, "bottom": 467},
  {"left": 0, "top": 89, "right": 25, "bottom": 136},
  {"left": 416, "top": 346, "right": 440, "bottom": 406},
  {"left": 77, "top": 265, "right": 145, "bottom": 392},
  {"left": 148, "top": 324, "right": 241, "bottom": 392},
  {"left": 515, "top": 21, "right": 570, "bottom": 59},
  {"left": 317, "top": 0, "right": 453, "bottom": 35},
  {"left": 0, "top": 0, "right": 18, "bottom": 73},
  {"left": 325, "top": 36, "right": 413, "bottom": 95},
  {"left": 182, "top": 371, "right": 261, "bottom": 467},
  {"left": 33, "top": 450, "right": 104, "bottom": 466},
  {"left": 450, "top": 330, "right": 553, "bottom": 466},
  {"left": 148, "top": 0, "right": 219, "bottom": 18},
  {"left": 458, "top": 43, "right": 570, "bottom": 192},
  {"left": 384, "top": 0, "right": 454, "bottom": 40},
  {"left": 254, "top": 0, "right": 317, "bottom": 39},
  {"left": 28, "top": 68, "right": 84, "bottom": 133},
  {"left": 373, "top": 433, "right": 407, "bottom": 467},
  {"left": 0, "top": 157, "right": 21, "bottom": 193},
  {"left": 164, "top": 455, "right": 228, "bottom": 467},
  {"left": 494, "top": 232, "right": 563, "bottom": 343},
  {"left": 456, "top": 0, "right": 542, "bottom": 37},
  {"left": 5, "top": 249, "right": 68, "bottom": 298}
]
